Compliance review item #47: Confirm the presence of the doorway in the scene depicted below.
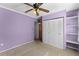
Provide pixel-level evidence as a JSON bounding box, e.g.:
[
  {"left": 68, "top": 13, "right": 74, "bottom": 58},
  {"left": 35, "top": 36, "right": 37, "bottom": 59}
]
[{"left": 35, "top": 17, "right": 42, "bottom": 42}]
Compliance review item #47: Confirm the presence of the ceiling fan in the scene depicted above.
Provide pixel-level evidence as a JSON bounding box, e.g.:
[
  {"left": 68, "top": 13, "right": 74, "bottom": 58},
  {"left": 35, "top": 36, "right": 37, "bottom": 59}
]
[{"left": 24, "top": 3, "right": 49, "bottom": 16}]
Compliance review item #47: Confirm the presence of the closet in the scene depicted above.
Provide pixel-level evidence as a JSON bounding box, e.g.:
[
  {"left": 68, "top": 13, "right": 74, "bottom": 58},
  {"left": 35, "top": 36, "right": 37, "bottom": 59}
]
[
  {"left": 42, "top": 10, "right": 79, "bottom": 50},
  {"left": 66, "top": 9, "right": 79, "bottom": 50},
  {"left": 43, "top": 18, "right": 64, "bottom": 49}
]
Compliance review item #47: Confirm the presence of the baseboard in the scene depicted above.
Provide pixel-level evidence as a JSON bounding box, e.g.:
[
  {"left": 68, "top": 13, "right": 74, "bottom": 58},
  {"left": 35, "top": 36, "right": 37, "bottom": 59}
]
[{"left": 0, "top": 40, "right": 34, "bottom": 53}]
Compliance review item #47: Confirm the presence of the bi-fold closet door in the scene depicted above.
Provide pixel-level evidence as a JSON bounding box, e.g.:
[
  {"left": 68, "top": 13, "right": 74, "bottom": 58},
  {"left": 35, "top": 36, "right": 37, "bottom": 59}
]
[{"left": 43, "top": 18, "right": 64, "bottom": 49}]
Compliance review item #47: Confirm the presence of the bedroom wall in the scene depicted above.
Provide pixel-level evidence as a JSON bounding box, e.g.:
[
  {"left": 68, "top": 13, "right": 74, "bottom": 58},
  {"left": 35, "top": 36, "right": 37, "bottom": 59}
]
[{"left": 0, "top": 7, "right": 35, "bottom": 51}]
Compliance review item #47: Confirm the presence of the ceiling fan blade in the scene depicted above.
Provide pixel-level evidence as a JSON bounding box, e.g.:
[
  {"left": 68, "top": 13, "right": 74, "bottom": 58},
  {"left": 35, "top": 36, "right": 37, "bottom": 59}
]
[
  {"left": 39, "top": 8, "right": 49, "bottom": 13},
  {"left": 25, "top": 9, "right": 33, "bottom": 13},
  {"left": 38, "top": 3, "right": 43, "bottom": 7},
  {"left": 24, "top": 3, "right": 33, "bottom": 7}
]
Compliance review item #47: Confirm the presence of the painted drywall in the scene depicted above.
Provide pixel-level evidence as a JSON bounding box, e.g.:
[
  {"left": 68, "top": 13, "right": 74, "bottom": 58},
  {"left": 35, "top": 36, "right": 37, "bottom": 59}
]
[
  {"left": 42, "top": 3, "right": 79, "bottom": 16},
  {"left": 0, "top": 7, "right": 35, "bottom": 51},
  {"left": 42, "top": 10, "right": 66, "bottom": 49},
  {"left": 42, "top": 10, "right": 66, "bottom": 20},
  {"left": 1, "top": 3, "right": 79, "bottom": 17}
]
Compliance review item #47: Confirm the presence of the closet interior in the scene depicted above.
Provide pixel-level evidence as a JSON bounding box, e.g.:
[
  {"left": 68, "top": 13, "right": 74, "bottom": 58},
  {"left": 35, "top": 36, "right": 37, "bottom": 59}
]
[{"left": 66, "top": 9, "right": 79, "bottom": 50}]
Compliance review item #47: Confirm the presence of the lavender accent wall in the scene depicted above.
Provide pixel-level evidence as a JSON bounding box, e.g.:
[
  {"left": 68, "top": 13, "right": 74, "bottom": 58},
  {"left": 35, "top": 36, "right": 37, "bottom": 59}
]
[{"left": 0, "top": 7, "right": 35, "bottom": 51}]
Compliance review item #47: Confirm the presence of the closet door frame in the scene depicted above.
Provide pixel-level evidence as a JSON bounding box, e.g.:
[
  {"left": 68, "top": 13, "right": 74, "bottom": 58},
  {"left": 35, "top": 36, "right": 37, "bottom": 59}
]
[
  {"left": 78, "top": 16, "right": 79, "bottom": 42},
  {"left": 42, "top": 17, "right": 66, "bottom": 49}
]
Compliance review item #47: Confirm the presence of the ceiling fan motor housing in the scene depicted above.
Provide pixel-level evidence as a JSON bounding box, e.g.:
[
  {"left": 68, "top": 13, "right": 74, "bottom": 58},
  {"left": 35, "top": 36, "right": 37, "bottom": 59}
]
[{"left": 33, "top": 3, "right": 39, "bottom": 9}]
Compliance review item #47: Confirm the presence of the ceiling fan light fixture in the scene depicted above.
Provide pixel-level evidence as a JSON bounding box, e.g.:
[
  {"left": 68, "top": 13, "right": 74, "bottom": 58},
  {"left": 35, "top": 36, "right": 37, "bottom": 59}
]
[
  {"left": 37, "top": 9, "right": 40, "bottom": 12},
  {"left": 33, "top": 9, "right": 40, "bottom": 14},
  {"left": 34, "top": 10, "right": 36, "bottom": 14},
  {"left": 24, "top": 3, "right": 49, "bottom": 16}
]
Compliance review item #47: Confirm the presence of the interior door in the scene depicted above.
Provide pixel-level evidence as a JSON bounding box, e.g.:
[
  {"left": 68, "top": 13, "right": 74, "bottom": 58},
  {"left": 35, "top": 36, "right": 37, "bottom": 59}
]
[
  {"left": 43, "top": 18, "right": 64, "bottom": 49},
  {"left": 39, "top": 22, "right": 42, "bottom": 42},
  {"left": 49, "top": 19, "right": 58, "bottom": 48},
  {"left": 43, "top": 20, "right": 49, "bottom": 43},
  {"left": 56, "top": 18, "right": 64, "bottom": 49}
]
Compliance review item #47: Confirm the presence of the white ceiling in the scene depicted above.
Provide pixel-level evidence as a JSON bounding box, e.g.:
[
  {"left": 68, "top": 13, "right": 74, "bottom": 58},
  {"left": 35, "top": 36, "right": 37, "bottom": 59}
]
[{"left": 0, "top": 3, "right": 79, "bottom": 17}]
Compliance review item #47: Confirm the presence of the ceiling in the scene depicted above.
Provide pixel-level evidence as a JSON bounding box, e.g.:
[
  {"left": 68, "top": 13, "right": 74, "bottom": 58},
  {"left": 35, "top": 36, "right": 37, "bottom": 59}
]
[{"left": 0, "top": 3, "right": 79, "bottom": 18}]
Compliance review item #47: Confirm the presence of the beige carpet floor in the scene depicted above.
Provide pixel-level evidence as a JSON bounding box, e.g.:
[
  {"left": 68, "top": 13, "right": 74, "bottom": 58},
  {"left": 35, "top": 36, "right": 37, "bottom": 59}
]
[{"left": 0, "top": 41, "right": 79, "bottom": 56}]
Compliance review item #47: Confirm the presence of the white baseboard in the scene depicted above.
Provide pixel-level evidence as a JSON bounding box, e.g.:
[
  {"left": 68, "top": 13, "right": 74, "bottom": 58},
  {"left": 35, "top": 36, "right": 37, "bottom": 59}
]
[{"left": 0, "top": 40, "right": 34, "bottom": 53}]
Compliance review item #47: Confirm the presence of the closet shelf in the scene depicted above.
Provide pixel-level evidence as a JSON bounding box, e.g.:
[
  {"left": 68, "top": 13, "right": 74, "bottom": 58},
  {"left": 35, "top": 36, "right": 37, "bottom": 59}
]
[
  {"left": 66, "top": 40, "right": 79, "bottom": 44},
  {"left": 67, "top": 16, "right": 78, "bottom": 19},
  {"left": 67, "top": 46, "right": 79, "bottom": 50},
  {"left": 66, "top": 33, "right": 78, "bottom": 35},
  {"left": 66, "top": 25, "right": 78, "bottom": 26}
]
